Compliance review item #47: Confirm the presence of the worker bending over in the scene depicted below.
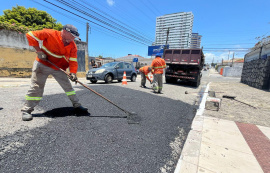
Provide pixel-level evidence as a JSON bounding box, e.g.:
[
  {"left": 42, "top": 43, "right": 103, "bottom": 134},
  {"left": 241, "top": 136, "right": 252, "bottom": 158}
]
[
  {"left": 139, "top": 66, "right": 152, "bottom": 88},
  {"left": 151, "top": 53, "right": 166, "bottom": 93},
  {"left": 21, "top": 24, "right": 88, "bottom": 121}
]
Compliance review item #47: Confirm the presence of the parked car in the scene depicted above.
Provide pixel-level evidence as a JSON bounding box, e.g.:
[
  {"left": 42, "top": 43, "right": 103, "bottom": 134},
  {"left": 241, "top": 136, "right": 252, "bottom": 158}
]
[{"left": 86, "top": 61, "right": 137, "bottom": 83}]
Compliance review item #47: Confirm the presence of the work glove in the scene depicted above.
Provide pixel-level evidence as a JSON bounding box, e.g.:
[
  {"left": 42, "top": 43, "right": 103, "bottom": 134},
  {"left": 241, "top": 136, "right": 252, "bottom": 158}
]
[
  {"left": 37, "top": 51, "right": 47, "bottom": 61},
  {"left": 69, "top": 73, "right": 78, "bottom": 84}
]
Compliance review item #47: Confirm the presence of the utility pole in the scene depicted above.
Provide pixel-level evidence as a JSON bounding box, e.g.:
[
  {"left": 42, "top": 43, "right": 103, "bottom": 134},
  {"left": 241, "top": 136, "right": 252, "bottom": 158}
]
[
  {"left": 86, "top": 22, "right": 89, "bottom": 56},
  {"left": 232, "top": 52, "right": 235, "bottom": 67},
  {"left": 228, "top": 50, "right": 230, "bottom": 60}
]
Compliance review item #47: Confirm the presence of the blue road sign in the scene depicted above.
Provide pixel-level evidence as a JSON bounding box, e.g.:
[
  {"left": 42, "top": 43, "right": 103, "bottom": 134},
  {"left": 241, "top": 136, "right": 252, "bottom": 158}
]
[
  {"left": 133, "top": 58, "right": 138, "bottom": 62},
  {"left": 148, "top": 45, "right": 169, "bottom": 56}
]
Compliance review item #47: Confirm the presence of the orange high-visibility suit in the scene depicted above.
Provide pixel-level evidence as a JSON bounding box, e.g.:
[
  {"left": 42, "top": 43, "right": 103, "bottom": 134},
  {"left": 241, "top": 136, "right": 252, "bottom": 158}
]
[
  {"left": 26, "top": 29, "right": 78, "bottom": 73},
  {"left": 151, "top": 57, "right": 166, "bottom": 92},
  {"left": 21, "top": 29, "right": 82, "bottom": 114},
  {"left": 139, "top": 66, "right": 152, "bottom": 87}
]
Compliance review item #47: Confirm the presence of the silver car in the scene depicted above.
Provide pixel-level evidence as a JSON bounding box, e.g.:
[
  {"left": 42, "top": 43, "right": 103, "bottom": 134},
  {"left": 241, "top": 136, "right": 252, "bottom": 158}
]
[{"left": 86, "top": 61, "right": 137, "bottom": 83}]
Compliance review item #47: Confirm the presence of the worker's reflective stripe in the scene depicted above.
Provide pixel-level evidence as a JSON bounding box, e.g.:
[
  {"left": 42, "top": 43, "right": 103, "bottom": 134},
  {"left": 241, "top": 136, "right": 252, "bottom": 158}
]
[
  {"left": 153, "top": 66, "right": 164, "bottom": 69},
  {"left": 27, "top": 31, "right": 42, "bottom": 42},
  {"left": 42, "top": 45, "right": 68, "bottom": 62},
  {"left": 153, "top": 86, "right": 162, "bottom": 89},
  {"left": 69, "top": 57, "right": 77, "bottom": 62},
  {"left": 25, "top": 95, "right": 42, "bottom": 101},
  {"left": 27, "top": 31, "right": 69, "bottom": 63},
  {"left": 163, "top": 65, "right": 166, "bottom": 68},
  {"left": 66, "top": 91, "right": 76, "bottom": 96}
]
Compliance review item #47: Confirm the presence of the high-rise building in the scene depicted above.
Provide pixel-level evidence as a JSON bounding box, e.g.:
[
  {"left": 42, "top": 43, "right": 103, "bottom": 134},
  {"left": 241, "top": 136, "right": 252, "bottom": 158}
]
[
  {"left": 155, "top": 12, "right": 194, "bottom": 49},
  {"left": 190, "top": 33, "right": 202, "bottom": 48}
]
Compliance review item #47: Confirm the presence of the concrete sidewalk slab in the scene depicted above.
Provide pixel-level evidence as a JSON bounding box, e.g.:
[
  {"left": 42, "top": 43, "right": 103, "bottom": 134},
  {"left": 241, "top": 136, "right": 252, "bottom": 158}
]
[{"left": 175, "top": 69, "right": 270, "bottom": 173}]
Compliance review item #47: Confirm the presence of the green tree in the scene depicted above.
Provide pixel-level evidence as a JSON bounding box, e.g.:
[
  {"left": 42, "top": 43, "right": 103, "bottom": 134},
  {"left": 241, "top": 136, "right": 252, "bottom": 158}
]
[{"left": 0, "top": 5, "right": 62, "bottom": 32}]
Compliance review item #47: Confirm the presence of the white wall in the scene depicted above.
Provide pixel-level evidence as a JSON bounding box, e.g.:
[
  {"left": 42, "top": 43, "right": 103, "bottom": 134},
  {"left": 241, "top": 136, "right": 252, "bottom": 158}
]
[
  {"left": 0, "top": 29, "right": 33, "bottom": 50},
  {"left": 223, "top": 66, "right": 243, "bottom": 77}
]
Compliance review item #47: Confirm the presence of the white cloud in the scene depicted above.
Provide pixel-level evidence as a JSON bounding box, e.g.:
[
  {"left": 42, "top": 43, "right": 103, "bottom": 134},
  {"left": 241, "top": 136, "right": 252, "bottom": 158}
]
[
  {"left": 107, "top": 0, "right": 115, "bottom": 6},
  {"left": 205, "top": 52, "right": 227, "bottom": 64},
  {"left": 204, "top": 52, "right": 245, "bottom": 64}
]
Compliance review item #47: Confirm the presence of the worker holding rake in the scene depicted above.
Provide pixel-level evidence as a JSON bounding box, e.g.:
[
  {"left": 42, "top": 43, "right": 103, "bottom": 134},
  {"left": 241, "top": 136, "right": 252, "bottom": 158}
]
[{"left": 21, "top": 24, "right": 88, "bottom": 121}]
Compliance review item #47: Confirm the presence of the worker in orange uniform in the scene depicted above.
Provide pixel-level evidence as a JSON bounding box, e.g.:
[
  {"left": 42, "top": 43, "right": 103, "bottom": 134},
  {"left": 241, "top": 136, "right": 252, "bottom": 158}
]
[
  {"left": 151, "top": 53, "right": 166, "bottom": 93},
  {"left": 139, "top": 66, "right": 152, "bottom": 88},
  {"left": 21, "top": 24, "right": 88, "bottom": 121}
]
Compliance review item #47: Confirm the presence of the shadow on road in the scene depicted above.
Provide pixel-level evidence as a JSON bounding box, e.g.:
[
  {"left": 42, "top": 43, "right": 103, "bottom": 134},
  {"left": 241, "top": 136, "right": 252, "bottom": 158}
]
[{"left": 32, "top": 107, "right": 90, "bottom": 118}]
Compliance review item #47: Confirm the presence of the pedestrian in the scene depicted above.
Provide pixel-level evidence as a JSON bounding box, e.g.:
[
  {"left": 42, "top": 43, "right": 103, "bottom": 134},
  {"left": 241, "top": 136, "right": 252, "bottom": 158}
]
[
  {"left": 21, "top": 24, "right": 88, "bottom": 121},
  {"left": 90, "top": 59, "right": 97, "bottom": 68},
  {"left": 139, "top": 66, "right": 152, "bottom": 88},
  {"left": 151, "top": 53, "right": 166, "bottom": 93}
]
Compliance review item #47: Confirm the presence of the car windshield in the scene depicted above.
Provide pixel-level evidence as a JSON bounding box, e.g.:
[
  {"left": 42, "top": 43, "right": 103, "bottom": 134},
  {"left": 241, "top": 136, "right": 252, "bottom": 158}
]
[{"left": 101, "top": 62, "right": 118, "bottom": 68}]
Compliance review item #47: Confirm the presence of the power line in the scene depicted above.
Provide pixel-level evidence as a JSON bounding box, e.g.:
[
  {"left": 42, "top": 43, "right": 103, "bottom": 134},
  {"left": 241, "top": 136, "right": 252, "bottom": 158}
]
[
  {"left": 31, "top": 0, "right": 85, "bottom": 25},
  {"left": 31, "top": 0, "right": 147, "bottom": 47},
  {"left": 43, "top": 0, "right": 149, "bottom": 45},
  {"left": 69, "top": 0, "right": 153, "bottom": 43},
  {"left": 54, "top": 0, "right": 152, "bottom": 44},
  {"left": 126, "top": 0, "right": 154, "bottom": 22},
  {"left": 79, "top": 0, "right": 154, "bottom": 41},
  {"left": 146, "top": 0, "right": 163, "bottom": 16},
  {"left": 92, "top": 0, "right": 155, "bottom": 38},
  {"left": 139, "top": 0, "right": 159, "bottom": 17}
]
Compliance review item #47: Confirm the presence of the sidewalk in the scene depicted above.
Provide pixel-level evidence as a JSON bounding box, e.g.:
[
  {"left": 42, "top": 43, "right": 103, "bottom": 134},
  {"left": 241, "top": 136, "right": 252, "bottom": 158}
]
[{"left": 175, "top": 69, "right": 270, "bottom": 173}]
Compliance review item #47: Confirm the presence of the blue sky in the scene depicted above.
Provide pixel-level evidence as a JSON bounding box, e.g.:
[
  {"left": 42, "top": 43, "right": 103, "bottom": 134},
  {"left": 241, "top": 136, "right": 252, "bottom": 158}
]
[{"left": 1, "top": 0, "right": 269, "bottom": 63}]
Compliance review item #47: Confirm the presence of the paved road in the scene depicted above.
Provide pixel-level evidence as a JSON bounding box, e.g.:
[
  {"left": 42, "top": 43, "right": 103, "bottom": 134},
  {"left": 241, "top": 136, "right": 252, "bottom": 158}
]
[{"left": 0, "top": 69, "right": 239, "bottom": 172}]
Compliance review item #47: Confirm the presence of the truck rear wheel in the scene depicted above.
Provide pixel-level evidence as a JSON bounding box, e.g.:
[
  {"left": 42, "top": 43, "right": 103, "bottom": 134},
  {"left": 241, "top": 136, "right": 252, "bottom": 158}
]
[{"left": 193, "top": 75, "right": 201, "bottom": 87}]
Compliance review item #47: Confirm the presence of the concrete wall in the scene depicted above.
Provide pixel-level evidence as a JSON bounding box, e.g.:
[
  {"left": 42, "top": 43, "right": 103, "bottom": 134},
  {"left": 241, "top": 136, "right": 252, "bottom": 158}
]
[
  {"left": 0, "top": 29, "right": 88, "bottom": 77},
  {"left": 223, "top": 66, "right": 243, "bottom": 77},
  {"left": 241, "top": 56, "right": 270, "bottom": 90},
  {"left": 245, "top": 42, "right": 270, "bottom": 62},
  {"left": 0, "top": 29, "right": 34, "bottom": 50}
]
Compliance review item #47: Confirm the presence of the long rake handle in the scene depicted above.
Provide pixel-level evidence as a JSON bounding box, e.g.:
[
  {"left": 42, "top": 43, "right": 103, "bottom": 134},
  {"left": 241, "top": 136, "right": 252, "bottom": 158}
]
[{"left": 47, "top": 60, "right": 130, "bottom": 114}]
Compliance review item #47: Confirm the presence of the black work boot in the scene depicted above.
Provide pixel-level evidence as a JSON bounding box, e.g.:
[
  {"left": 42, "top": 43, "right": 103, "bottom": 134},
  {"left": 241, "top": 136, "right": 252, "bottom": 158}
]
[
  {"left": 74, "top": 106, "right": 88, "bottom": 113},
  {"left": 22, "top": 112, "right": 33, "bottom": 121}
]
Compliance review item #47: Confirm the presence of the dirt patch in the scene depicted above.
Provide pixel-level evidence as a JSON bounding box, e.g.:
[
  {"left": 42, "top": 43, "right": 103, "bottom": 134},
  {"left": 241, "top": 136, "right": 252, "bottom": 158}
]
[{"left": 204, "top": 82, "right": 270, "bottom": 127}]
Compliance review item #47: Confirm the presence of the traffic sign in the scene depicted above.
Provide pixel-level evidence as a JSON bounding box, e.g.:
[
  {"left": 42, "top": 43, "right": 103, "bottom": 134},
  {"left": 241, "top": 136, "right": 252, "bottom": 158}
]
[{"left": 133, "top": 58, "right": 138, "bottom": 62}]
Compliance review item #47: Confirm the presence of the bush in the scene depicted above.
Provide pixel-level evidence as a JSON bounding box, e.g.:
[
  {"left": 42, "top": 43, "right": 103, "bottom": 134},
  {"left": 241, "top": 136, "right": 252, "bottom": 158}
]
[{"left": 0, "top": 22, "right": 33, "bottom": 33}]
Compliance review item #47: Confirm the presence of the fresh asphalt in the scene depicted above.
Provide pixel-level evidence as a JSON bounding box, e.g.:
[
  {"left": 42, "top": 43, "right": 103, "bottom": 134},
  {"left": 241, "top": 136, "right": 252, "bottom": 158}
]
[{"left": 0, "top": 82, "right": 197, "bottom": 172}]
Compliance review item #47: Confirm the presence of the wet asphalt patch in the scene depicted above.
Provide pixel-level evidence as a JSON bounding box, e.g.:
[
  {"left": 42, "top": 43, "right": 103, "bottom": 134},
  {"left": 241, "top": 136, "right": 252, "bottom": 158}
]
[{"left": 0, "top": 85, "right": 197, "bottom": 173}]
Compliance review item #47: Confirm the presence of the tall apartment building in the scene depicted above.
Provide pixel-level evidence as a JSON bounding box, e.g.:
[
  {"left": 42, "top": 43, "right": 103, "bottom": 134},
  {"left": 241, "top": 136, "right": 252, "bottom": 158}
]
[
  {"left": 190, "top": 33, "right": 202, "bottom": 48},
  {"left": 155, "top": 12, "right": 194, "bottom": 49}
]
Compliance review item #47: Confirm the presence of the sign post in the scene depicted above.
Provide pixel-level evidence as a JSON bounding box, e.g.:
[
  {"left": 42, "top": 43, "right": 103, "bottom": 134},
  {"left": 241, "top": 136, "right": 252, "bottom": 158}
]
[{"left": 133, "top": 58, "right": 138, "bottom": 68}]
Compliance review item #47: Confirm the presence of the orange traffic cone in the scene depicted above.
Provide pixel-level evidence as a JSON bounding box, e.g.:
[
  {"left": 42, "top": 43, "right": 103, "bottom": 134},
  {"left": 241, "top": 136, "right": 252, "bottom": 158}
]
[{"left": 122, "top": 71, "right": 128, "bottom": 85}]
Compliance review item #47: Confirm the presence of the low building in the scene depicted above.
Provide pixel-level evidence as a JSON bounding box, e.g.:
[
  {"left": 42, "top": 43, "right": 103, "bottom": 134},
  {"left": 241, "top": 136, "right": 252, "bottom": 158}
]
[{"left": 116, "top": 54, "right": 154, "bottom": 69}]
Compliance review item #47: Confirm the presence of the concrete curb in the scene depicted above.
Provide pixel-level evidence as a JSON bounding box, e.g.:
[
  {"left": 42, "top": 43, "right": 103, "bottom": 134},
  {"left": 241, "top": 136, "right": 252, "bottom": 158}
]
[{"left": 174, "top": 82, "right": 211, "bottom": 173}]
